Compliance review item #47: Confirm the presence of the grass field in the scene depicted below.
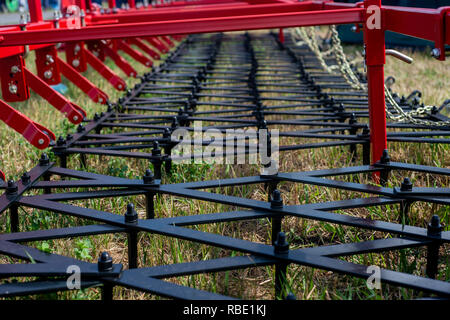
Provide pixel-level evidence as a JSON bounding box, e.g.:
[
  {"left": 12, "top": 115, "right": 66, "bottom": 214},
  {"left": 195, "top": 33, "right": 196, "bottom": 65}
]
[{"left": 0, "top": 29, "right": 448, "bottom": 300}]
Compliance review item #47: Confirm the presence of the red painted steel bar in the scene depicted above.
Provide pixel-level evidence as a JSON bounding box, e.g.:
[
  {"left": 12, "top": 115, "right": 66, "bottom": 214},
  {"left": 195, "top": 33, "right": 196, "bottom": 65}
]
[
  {"left": 383, "top": 6, "right": 450, "bottom": 61},
  {"left": 83, "top": 48, "right": 127, "bottom": 90},
  {"left": 0, "top": 99, "right": 55, "bottom": 149},
  {"left": 278, "top": 28, "right": 284, "bottom": 43},
  {"left": 115, "top": 39, "right": 153, "bottom": 67},
  {"left": 127, "top": 38, "right": 161, "bottom": 60},
  {"left": 27, "top": 0, "right": 43, "bottom": 23},
  {"left": 57, "top": 56, "right": 109, "bottom": 103},
  {"left": 144, "top": 37, "right": 170, "bottom": 54},
  {"left": 102, "top": 42, "right": 138, "bottom": 77},
  {"left": 24, "top": 68, "right": 86, "bottom": 124}
]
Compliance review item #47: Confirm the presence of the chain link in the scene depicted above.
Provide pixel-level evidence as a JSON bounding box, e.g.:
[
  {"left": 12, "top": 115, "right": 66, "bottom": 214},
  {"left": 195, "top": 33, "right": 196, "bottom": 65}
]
[{"left": 291, "top": 26, "right": 450, "bottom": 127}]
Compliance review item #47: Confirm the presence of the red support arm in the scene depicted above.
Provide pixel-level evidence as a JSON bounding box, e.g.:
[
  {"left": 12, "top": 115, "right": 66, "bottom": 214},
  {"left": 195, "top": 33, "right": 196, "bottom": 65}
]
[
  {"left": 27, "top": 0, "right": 43, "bottom": 23},
  {"left": 278, "top": 28, "right": 284, "bottom": 43},
  {"left": 127, "top": 38, "right": 161, "bottom": 60},
  {"left": 383, "top": 6, "right": 450, "bottom": 60},
  {"left": 101, "top": 42, "right": 138, "bottom": 77},
  {"left": 0, "top": 99, "right": 55, "bottom": 149},
  {"left": 144, "top": 37, "right": 170, "bottom": 54},
  {"left": 24, "top": 67, "right": 86, "bottom": 124},
  {"left": 57, "top": 55, "right": 109, "bottom": 104},
  {"left": 83, "top": 47, "right": 127, "bottom": 90},
  {"left": 0, "top": 170, "right": 4, "bottom": 181},
  {"left": 159, "top": 36, "right": 175, "bottom": 48},
  {"left": 363, "top": 0, "right": 386, "bottom": 165},
  {"left": 115, "top": 39, "right": 153, "bottom": 67}
]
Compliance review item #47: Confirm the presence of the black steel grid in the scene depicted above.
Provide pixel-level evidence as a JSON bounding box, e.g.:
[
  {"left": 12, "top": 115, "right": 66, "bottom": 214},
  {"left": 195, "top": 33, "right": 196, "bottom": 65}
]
[
  {"left": 0, "top": 153, "right": 448, "bottom": 299},
  {"left": 52, "top": 32, "right": 449, "bottom": 179}
]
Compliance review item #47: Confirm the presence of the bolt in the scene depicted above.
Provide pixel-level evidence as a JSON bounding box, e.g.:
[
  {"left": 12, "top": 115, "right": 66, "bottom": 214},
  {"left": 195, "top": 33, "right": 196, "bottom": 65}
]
[
  {"left": 73, "top": 115, "right": 79, "bottom": 122},
  {"left": 44, "top": 70, "right": 53, "bottom": 79},
  {"left": 285, "top": 292, "right": 297, "bottom": 300},
  {"left": 152, "top": 141, "right": 161, "bottom": 156},
  {"left": 21, "top": 172, "right": 31, "bottom": 184},
  {"left": 98, "top": 98, "right": 103, "bottom": 104},
  {"left": 6, "top": 180, "right": 18, "bottom": 195},
  {"left": 53, "top": 10, "right": 61, "bottom": 21},
  {"left": 143, "top": 169, "right": 154, "bottom": 184},
  {"left": 74, "top": 44, "right": 81, "bottom": 53},
  {"left": 38, "top": 139, "right": 45, "bottom": 145},
  {"left": 400, "top": 177, "right": 413, "bottom": 192},
  {"left": 57, "top": 136, "right": 66, "bottom": 146},
  {"left": 163, "top": 128, "right": 171, "bottom": 139},
  {"left": 9, "top": 84, "right": 18, "bottom": 94},
  {"left": 430, "top": 48, "right": 441, "bottom": 59},
  {"left": 77, "top": 124, "right": 85, "bottom": 133},
  {"left": 271, "top": 189, "right": 283, "bottom": 209},
  {"left": 118, "top": 84, "right": 123, "bottom": 90},
  {"left": 379, "top": 149, "right": 390, "bottom": 164},
  {"left": 125, "top": 203, "right": 138, "bottom": 224},
  {"left": 72, "top": 59, "right": 80, "bottom": 68},
  {"left": 39, "top": 153, "right": 50, "bottom": 166},
  {"left": 258, "top": 120, "right": 268, "bottom": 130},
  {"left": 19, "top": 14, "right": 27, "bottom": 25},
  {"left": 11, "top": 66, "right": 20, "bottom": 73},
  {"left": 46, "top": 55, "right": 54, "bottom": 64},
  {"left": 274, "top": 232, "right": 289, "bottom": 254},
  {"left": 427, "top": 215, "right": 442, "bottom": 236},
  {"left": 98, "top": 252, "right": 113, "bottom": 272}
]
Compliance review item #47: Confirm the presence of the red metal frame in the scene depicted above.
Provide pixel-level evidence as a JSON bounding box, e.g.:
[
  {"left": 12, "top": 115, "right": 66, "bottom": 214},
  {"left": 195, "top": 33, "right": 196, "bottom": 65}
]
[{"left": 0, "top": 0, "right": 448, "bottom": 161}]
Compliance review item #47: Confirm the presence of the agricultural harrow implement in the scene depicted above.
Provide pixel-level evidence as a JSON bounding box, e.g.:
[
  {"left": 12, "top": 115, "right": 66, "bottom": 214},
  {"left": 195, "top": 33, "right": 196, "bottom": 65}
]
[{"left": 0, "top": 0, "right": 448, "bottom": 300}]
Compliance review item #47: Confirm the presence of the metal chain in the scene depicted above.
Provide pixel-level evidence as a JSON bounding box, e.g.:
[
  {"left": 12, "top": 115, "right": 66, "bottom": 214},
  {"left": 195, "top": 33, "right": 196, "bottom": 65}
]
[
  {"left": 292, "top": 27, "right": 339, "bottom": 73},
  {"left": 291, "top": 26, "right": 450, "bottom": 127}
]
